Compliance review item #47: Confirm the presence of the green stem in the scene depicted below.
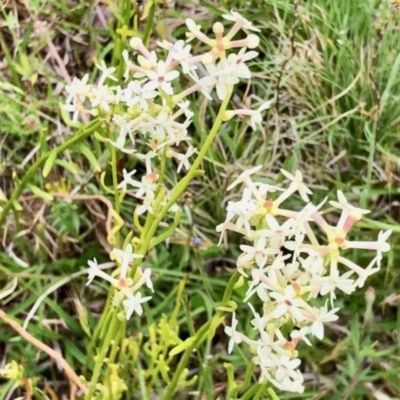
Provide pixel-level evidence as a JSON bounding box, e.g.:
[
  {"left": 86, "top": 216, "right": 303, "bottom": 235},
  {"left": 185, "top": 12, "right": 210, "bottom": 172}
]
[
  {"left": 240, "top": 384, "right": 260, "bottom": 400},
  {"left": 161, "top": 321, "right": 212, "bottom": 400},
  {"left": 142, "top": 3, "right": 155, "bottom": 46},
  {"left": 109, "top": 140, "right": 121, "bottom": 247},
  {"left": 193, "top": 247, "right": 214, "bottom": 303},
  {"left": 136, "top": 87, "right": 233, "bottom": 261},
  {"left": 85, "top": 312, "right": 120, "bottom": 400},
  {"left": 162, "top": 271, "right": 240, "bottom": 400},
  {"left": 230, "top": 363, "right": 255, "bottom": 397},
  {"left": 0, "top": 119, "right": 101, "bottom": 226}
]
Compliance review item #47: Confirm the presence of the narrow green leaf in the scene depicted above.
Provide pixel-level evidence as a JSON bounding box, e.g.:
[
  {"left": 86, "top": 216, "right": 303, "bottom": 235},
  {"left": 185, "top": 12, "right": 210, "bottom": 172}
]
[
  {"left": 79, "top": 143, "right": 101, "bottom": 172},
  {"left": 54, "top": 159, "right": 80, "bottom": 174},
  {"left": 42, "top": 150, "right": 57, "bottom": 178},
  {"left": 26, "top": 183, "right": 53, "bottom": 201}
]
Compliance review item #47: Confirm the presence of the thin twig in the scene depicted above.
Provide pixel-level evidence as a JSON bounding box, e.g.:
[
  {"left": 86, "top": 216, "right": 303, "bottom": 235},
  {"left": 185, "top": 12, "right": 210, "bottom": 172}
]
[
  {"left": 275, "top": 0, "right": 300, "bottom": 112},
  {"left": 0, "top": 309, "right": 88, "bottom": 395}
]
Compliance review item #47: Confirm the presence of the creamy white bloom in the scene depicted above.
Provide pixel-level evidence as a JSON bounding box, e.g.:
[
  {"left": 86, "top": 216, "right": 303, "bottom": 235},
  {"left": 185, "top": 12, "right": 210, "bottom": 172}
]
[
  {"left": 111, "top": 244, "right": 144, "bottom": 281},
  {"left": 270, "top": 285, "right": 305, "bottom": 322},
  {"left": 222, "top": 10, "right": 261, "bottom": 32},
  {"left": 146, "top": 60, "right": 179, "bottom": 94},
  {"left": 122, "top": 80, "right": 158, "bottom": 111},
  {"left": 199, "top": 62, "right": 239, "bottom": 100},
  {"left": 122, "top": 292, "right": 152, "bottom": 319},
  {"left": 224, "top": 312, "right": 243, "bottom": 353}
]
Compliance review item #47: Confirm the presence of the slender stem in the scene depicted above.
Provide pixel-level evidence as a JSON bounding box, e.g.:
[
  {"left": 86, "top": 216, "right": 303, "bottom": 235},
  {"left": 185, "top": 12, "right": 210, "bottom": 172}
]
[
  {"left": 138, "top": 88, "right": 233, "bottom": 260},
  {"left": 231, "top": 363, "right": 255, "bottom": 396},
  {"left": 142, "top": 3, "right": 155, "bottom": 47},
  {"left": 0, "top": 120, "right": 101, "bottom": 226},
  {"left": 161, "top": 321, "right": 212, "bottom": 400},
  {"left": 193, "top": 247, "right": 214, "bottom": 303},
  {"left": 162, "top": 272, "right": 240, "bottom": 400},
  {"left": 85, "top": 312, "right": 119, "bottom": 400},
  {"left": 109, "top": 140, "right": 121, "bottom": 247},
  {"left": 240, "top": 384, "right": 260, "bottom": 400}
]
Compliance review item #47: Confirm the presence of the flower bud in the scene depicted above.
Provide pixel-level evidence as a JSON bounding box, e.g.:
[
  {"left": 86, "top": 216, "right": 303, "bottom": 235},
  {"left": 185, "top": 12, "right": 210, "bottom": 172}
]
[
  {"left": 129, "top": 37, "right": 143, "bottom": 50},
  {"left": 223, "top": 110, "right": 235, "bottom": 121},
  {"left": 246, "top": 34, "right": 260, "bottom": 49},
  {"left": 213, "top": 22, "right": 224, "bottom": 35},
  {"left": 201, "top": 52, "right": 214, "bottom": 64}
]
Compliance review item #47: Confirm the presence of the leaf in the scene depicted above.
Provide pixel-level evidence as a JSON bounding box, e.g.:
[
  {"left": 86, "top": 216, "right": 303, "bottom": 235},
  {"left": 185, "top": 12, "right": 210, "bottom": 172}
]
[
  {"left": 169, "top": 337, "right": 196, "bottom": 357},
  {"left": 26, "top": 183, "right": 53, "bottom": 201},
  {"left": 55, "top": 159, "right": 80, "bottom": 174},
  {"left": 79, "top": 143, "right": 101, "bottom": 172},
  {"left": 42, "top": 150, "right": 57, "bottom": 178},
  {"left": 0, "top": 81, "right": 24, "bottom": 95},
  {"left": 0, "top": 277, "right": 18, "bottom": 300},
  {"left": 141, "top": 0, "right": 155, "bottom": 20},
  {"left": 233, "top": 275, "right": 244, "bottom": 290}
]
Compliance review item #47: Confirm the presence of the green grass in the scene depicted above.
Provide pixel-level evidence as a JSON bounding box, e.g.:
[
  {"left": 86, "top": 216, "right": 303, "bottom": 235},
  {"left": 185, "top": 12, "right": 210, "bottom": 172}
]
[{"left": 1, "top": 0, "right": 400, "bottom": 399}]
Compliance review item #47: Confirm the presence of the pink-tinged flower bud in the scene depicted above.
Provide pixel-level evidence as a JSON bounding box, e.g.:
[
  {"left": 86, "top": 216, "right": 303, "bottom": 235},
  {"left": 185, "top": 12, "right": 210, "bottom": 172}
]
[
  {"left": 365, "top": 286, "right": 375, "bottom": 304},
  {"left": 129, "top": 37, "right": 143, "bottom": 49},
  {"left": 292, "top": 282, "right": 301, "bottom": 295},
  {"left": 146, "top": 172, "right": 158, "bottom": 183},
  {"left": 246, "top": 34, "right": 260, "bottom": 49}
]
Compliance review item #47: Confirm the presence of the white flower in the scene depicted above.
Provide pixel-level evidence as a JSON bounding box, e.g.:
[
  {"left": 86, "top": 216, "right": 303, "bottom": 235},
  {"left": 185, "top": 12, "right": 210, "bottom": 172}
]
[
  {"left": 225, "top": 188, "right": 257, "bottom": 235},
  {"left": 280, "top": 169, "right": 312, "bottom": 202},
  {"left": 122, "top": 80, "right": 158, "bottom": 111},
  {"left": 122, "top": 291, "right": 152, "bottom": 319},
  {"left": 117, "top": 168, "right": 137, "bottom": 193},
  {"left": 249, "top": 101, "right": 272, "bottom": 131},
  {"left": 227, "top": 165, "right": 262, "bottom": 191},
  {"left": 131, "top": 268, "right": 154, "bottom": 293},
  {"left": 313, "top": 270, "right": 355, "bottom": 300},
  {"left": 352, "top": 256, "right": 380, "bottom": 288},
  {"left": 136, "top": 192, "right": 155, "bottom": 215},
  {"left": 90, "top": 86, "right": 116, "bottom": 112},
  {"left": 290, "top": 327, "right": 312, "bottom": 346},
  {"left": 141, "top": 268, "right": 154, "bottom": 292},
  {"left": 240, "top": 236, "right": 279, "bottom": 268},
  {"left": 303, "top": 303, "right": 339, "bottom": 340},
  {"left": 159, "top": 40, "right": 195, "bottom": 74},
  {"left": 86, "top": 258, "right": 118, "bottom": 286},
  {"left": 95, "top": 60, "right": 118, "bottom": 86},
  {"left": 329, "top": 190, "right": 370, "bottom": 221},
  {"left": 175, "top": 146, "right": 197, "bottom": 173},
  {"left": 274, "top": 355, "right": 302, "bottom": 383},
  {"left": 224, "top": 312, "right": 242, "bottom": 353},
  {"left": 65, "top": 74, "right": 90, "bottom": 104},
  {"left": 222, "top": 10, "right": 261, "bottom": 32},
  {"left": 141, "top": 112, "right": 187, "bottom": 143},
  {"left": 227, "top": 48, "right": 258, "bottom": 79},
  {"left": 146, "top": 60, "right": 179, "bottom": 94},
  {"left": 63, "top": 102, "right": 85, "bottom": 122},
  {"left": 178, "top": 100, "right": 194, "bottom": 119},
  {"left": 111, "top": 244, "right": 143, "bottom": 281},
  {"left": 259, "top": 215, "right": 294, "bottom": 248},
  {"left": 199, "top": 62, "right": 239, "bottom": 100},
  {"left": 343, "top": 229, "right": 391, "bottom": 266},
  {"left": 269, "top": 285, "right": 305, "bottom": 322},
  {"left": 122, "top": 49, "right": 134, "bottom": 81}
]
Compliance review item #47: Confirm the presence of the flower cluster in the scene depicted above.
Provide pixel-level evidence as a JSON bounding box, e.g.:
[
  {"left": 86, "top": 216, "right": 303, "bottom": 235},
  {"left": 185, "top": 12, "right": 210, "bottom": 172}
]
[
  {"left": 220, "top": 166, "right": 391, "bottom": 392},
  {"left": 70, "top": 12, "right": 269, "bottom": 320},
  {"left": 64, "top": 11, "right": 268, "bottom": 217},
  {"left": 87, "top": 245, "right": 153, "bottom": 320}
]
